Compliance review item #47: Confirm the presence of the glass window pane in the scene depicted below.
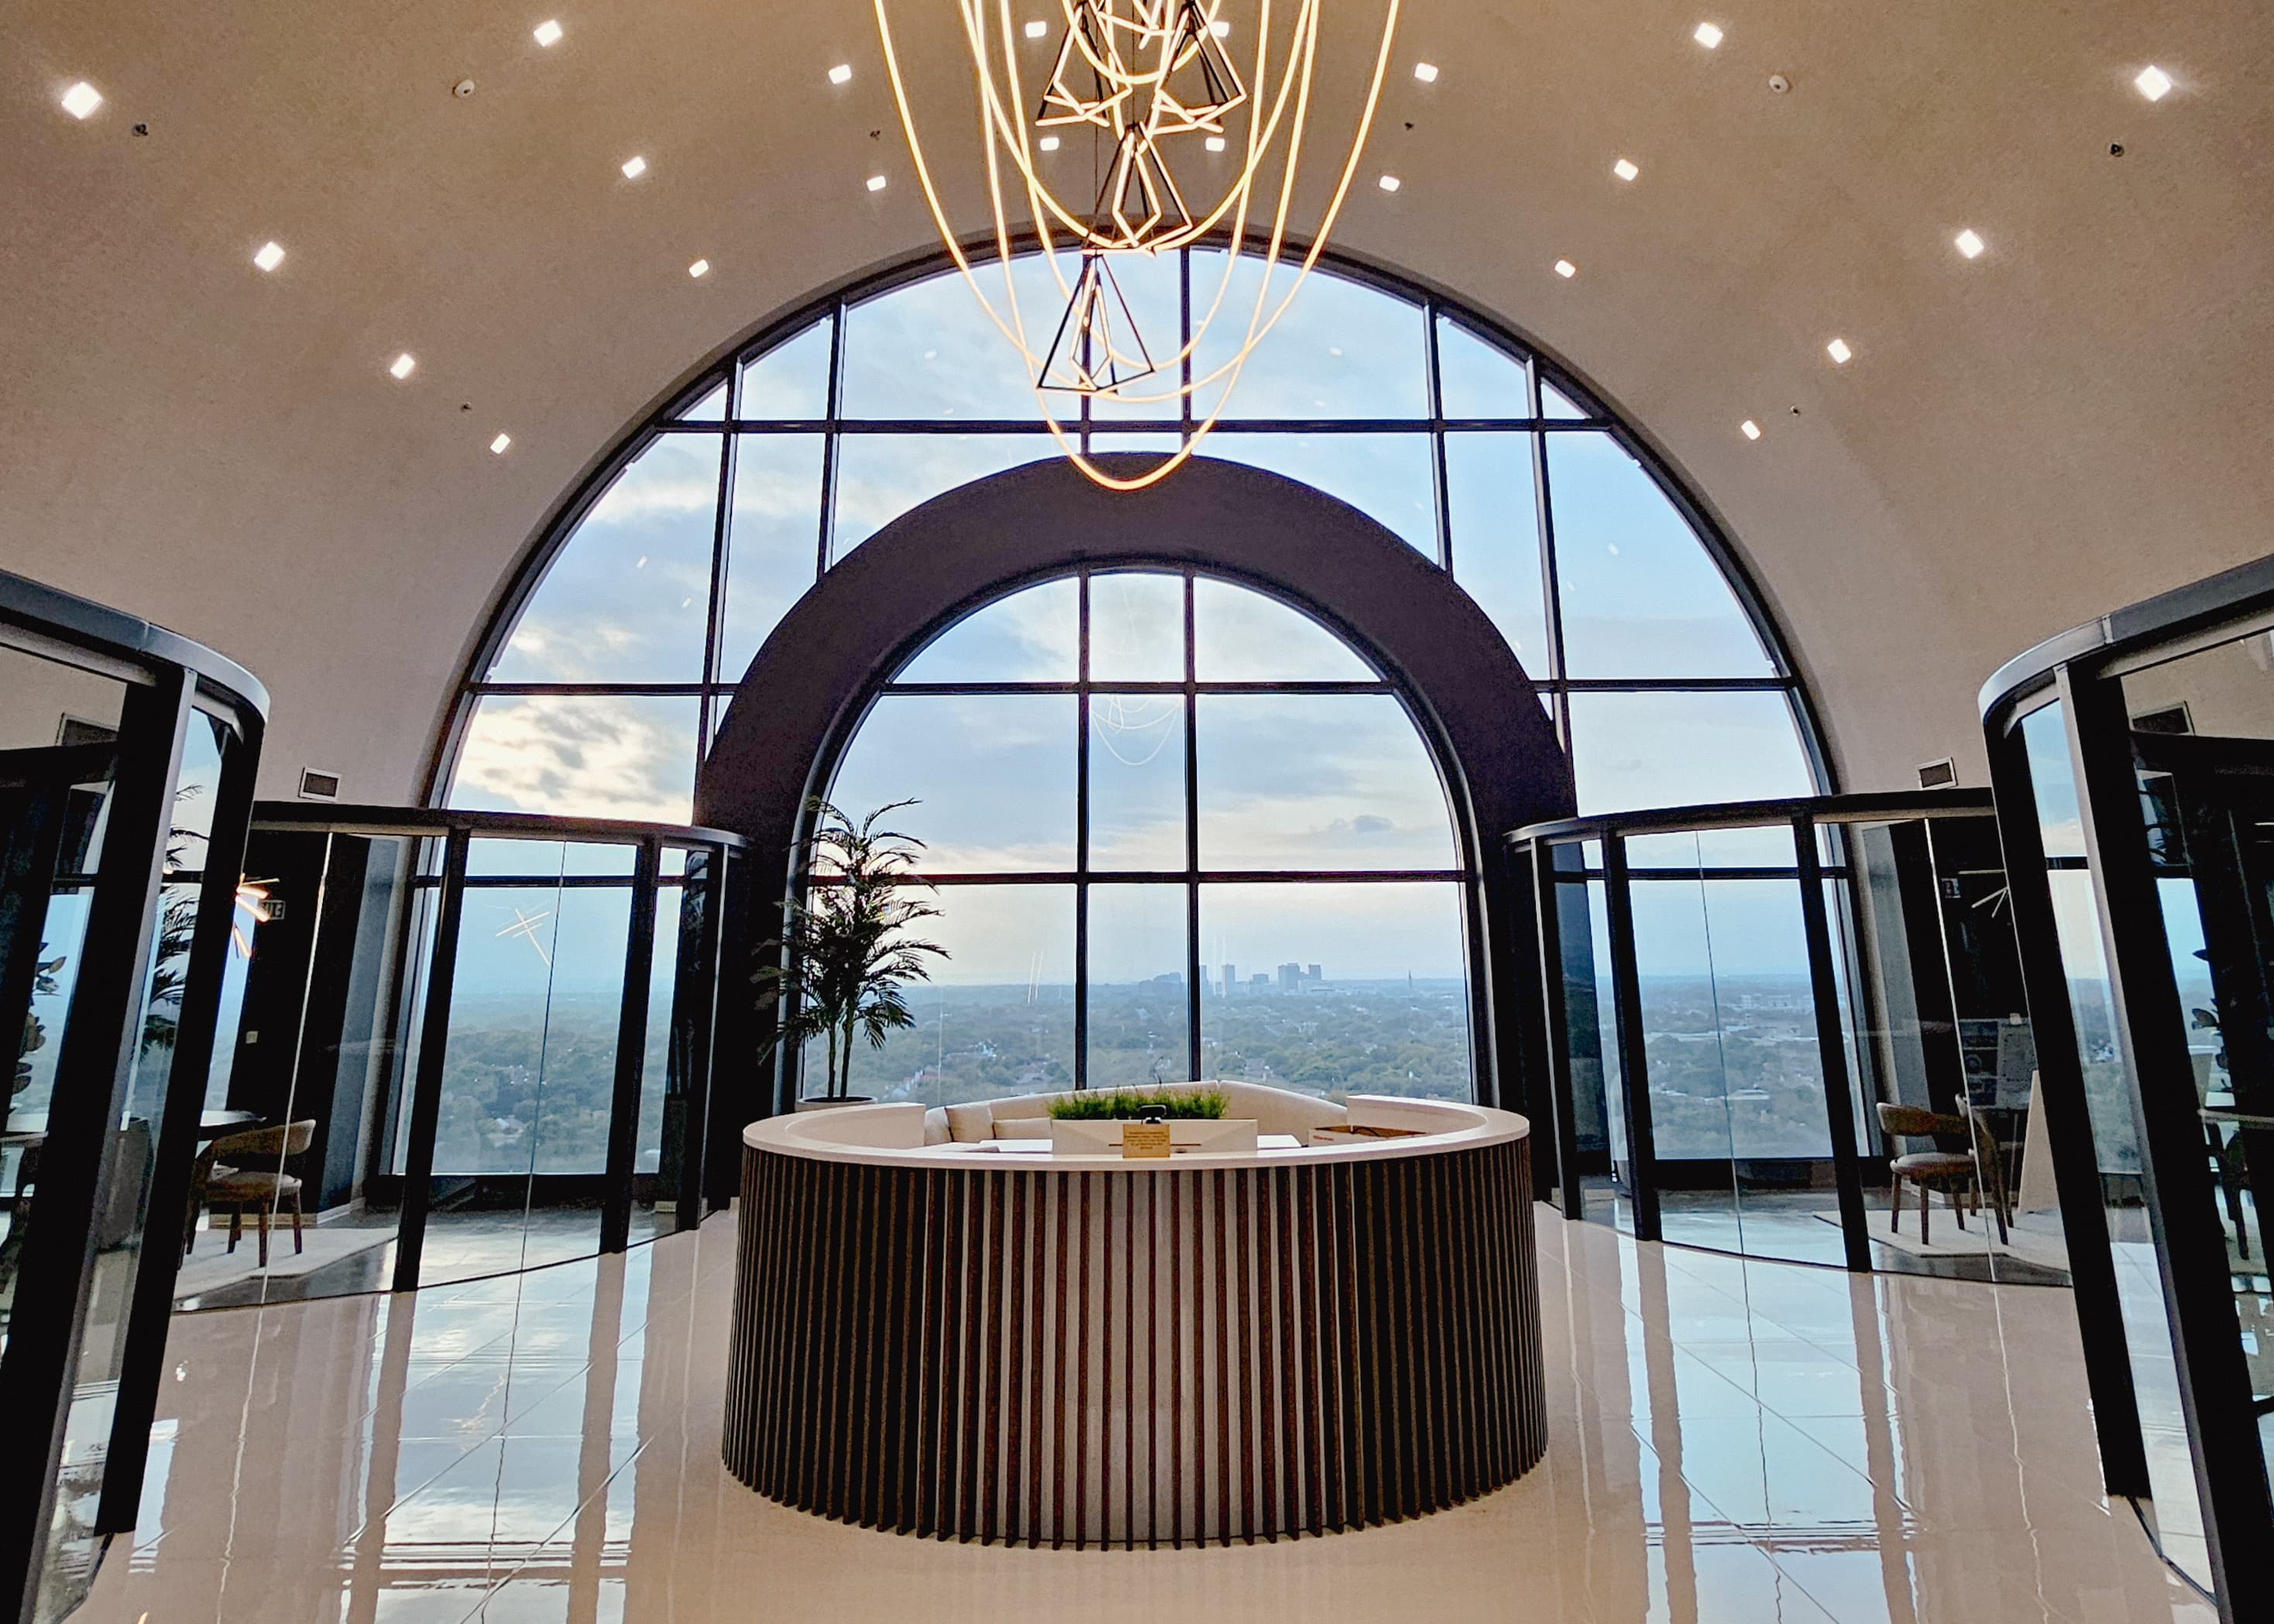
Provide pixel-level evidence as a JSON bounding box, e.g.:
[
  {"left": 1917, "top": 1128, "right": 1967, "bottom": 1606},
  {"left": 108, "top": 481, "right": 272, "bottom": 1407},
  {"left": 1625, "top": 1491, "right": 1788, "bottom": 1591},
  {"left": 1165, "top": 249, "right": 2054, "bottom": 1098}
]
[
  {"left": 840, "top": 884, "right": 1075, "bottom": 1107},
  {"left": 737, "top": 317, "right": 832, "bottom": 419},
  {"left": 839, "top": 259, "right": 1063, "bottom": 420},
  {"left": 1188, "top": 251, "right": 1429, "bottom": 419},
  {"left": 1549, "top": 432, "right": 1774, "bottom": 678},
  {"left": 1192, "top": 578, "right": 1372, "bottom": 681},
  {"left": 1078, "top": 250, "right": 1185, "bottom": 424},
  {"left": 678, "top": 379, "right": 728, "bottom": 422},
  {"left": 487, "top": 434, "right": 722, "bottom": 683},
  {"left": 1200, "top": 881, "right": 1470, "bottom": 1098},
  {"left": 1197, "top": 695, "right": 1455, "bottom": 870},
  {"left": 1444, "top": 432, "right": 1548, "bottom": 668},
  {"left": 1543, "top": 381, "right": 1585, "bottom": 420},
  {"left": 450, "top": 695, "right": 699, "bottom": 822},
  {"left": 1085, "top": 884, "right": 1192, "bottom": 1087},
  {"left": 826, "top": 694, "right": 1074, "bottom": 871},
  {"left": 1089, "top": 693, "right": 1186, "bottom": 872},
  {"left": 1199, "top": 432, "right": 1436, "bottom": 556},
  {"left": 831, "top": 434, "right": 1053, "bottom": 561},
  {"left": 898, "top": 579, "right": 1079, "bottom": 683},
  {"left": 716, "top": 434, "right": 825, "bottom": 682},
  {"left": 1436, "top": 318, "right": 1532, "bottom": 418},
  {"left": 1568, "top": 691, "right": 1812, "bottom": 814},
  {"left": 1090, "top": 572, "right": 1185, "bottom": 682}
]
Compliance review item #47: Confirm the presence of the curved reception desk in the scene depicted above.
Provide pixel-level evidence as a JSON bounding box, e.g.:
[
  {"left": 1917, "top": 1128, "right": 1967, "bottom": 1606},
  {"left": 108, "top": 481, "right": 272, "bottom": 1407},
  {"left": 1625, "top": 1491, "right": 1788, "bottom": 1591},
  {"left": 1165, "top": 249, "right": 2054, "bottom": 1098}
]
[{"left": 723, "top": 1092, "right": 1546, "bottom": 1547}]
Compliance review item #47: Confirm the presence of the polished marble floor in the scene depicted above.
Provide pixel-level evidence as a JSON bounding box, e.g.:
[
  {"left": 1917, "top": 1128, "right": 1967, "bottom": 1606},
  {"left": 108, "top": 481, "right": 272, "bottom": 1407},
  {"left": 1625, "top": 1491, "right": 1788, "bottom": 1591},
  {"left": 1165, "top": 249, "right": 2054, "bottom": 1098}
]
[{"left": 79, "top": 1210, "right": 2214, "bottom": 1623}]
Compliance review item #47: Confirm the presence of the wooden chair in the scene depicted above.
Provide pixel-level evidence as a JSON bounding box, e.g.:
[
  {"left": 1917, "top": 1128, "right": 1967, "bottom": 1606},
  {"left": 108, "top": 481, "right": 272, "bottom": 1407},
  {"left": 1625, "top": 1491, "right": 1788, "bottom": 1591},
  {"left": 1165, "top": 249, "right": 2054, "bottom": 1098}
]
[
  {"left": 186, "top": 1120, "right": 314, "bottom": 1267},
  {"left": 1878, "top": 1101, "right": 2010, "bottom": 1246}
]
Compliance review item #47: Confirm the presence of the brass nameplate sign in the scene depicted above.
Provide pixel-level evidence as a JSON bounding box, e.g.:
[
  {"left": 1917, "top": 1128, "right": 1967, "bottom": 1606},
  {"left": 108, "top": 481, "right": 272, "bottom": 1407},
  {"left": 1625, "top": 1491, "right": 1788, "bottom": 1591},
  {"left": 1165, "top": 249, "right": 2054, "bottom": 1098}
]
[{"left": 1121, "top": 1121, "right": 1172, "bottom": 1159}]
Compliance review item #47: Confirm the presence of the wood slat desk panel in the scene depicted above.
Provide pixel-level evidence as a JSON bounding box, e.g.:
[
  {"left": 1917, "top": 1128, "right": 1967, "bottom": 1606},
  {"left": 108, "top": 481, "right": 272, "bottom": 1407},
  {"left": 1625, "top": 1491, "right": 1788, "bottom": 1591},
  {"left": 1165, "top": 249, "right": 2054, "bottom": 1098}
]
[{"left": 723, "top": 1126, "right": 1545, "bottom": 1546}]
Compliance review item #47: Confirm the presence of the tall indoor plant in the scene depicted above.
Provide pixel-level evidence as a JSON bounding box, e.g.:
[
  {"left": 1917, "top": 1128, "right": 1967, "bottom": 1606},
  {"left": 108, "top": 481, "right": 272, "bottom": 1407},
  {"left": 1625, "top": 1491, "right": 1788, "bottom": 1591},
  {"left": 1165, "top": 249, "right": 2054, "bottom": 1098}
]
[{"left": 758, "top": 798, "right": 948, "bottom": 1104}]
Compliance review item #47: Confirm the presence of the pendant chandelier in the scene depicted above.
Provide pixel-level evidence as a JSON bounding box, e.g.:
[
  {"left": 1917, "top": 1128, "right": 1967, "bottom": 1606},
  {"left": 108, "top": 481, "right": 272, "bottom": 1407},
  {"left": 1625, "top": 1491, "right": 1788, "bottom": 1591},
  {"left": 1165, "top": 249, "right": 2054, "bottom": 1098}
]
[{"left": 876, "top": 0, "right": 1402, "bottom": 491}]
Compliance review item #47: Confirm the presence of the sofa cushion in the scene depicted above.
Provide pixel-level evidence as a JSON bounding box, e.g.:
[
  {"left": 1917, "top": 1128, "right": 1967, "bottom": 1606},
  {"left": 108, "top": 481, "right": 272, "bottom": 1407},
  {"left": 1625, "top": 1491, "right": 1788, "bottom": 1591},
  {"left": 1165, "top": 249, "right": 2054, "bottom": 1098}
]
[
  {"left": 922, "top": 1107, "right": 950, "bottom": 1146},
  {"left": 991, "top": 1116, "right": 1053, "bottom": 1140},
  {"left": 944, "top": 1102, "right": 994, "bottom": 1144}
]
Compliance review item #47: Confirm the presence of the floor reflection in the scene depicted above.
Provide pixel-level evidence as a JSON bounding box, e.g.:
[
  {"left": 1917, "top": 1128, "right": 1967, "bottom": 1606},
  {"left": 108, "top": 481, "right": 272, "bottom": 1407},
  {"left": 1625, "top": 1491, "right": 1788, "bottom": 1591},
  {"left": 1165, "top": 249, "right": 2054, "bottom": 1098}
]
[{"left": 82, "top": 1213, "right": 2212, "bottom": 1623}]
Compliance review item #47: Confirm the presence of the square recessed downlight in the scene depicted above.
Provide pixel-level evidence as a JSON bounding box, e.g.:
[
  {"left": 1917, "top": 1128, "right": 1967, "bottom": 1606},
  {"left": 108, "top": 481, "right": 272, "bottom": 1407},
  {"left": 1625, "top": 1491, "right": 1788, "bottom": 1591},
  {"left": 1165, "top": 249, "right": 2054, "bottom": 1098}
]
[
  {"left": 1694, "top": 22, "right": 1724, "bottom": 49},
  {"left": 1040, "top": 134, "right": 1061, "bottom": 151},
  {"left": 829, "top": 63, "right": 853, "bottom": 85},
  {"left": 1613, "top": 156, "right": 1640, "bottom": 181},
  {"left": 252, "top": 241, "right": 286, "bottom": 272},
  {"left": 1414, "top": 62, "right": 1439, "bottom": 83},
  {"left": 491, "top": 433, "right": 513, "bottom": 454},
  {"left": 1954, "top": 228, "right": 1985, "bottom": 259},
  {"left": 2135, "top": 64, "right": 2173, "bottom": 101},
  {"left": 1553, "top": 259, "right": 1576, "bottom": 278},
  {"left": 1740, "top": 419, "right": 1761, "bottom": 440},
  {"left": 1025, "top": 19, "right": 1047, "bottom": 38},
  {"left": 1211, "top": 18, "right": 1230, "bottom": 36},
  {"left": 1377, "top": 173, "right": 1401, "bottom": 192},
  {"left": 61, "top": 81, "right": 103, "bottom": 119},
  {"left": 1826, "top": 337, "right": 1853, "bottom": 364},
  {"left": 534, "top": 19, "right": 563, "bottom": 46},
  {"left": 866, "top": 173, "right": 888, "bottom": 191},
  {"left": 689, "top": 258, "right": 710, "bottom": 277},
  {"left": 390, "top": 353, "right": 417, "bottom": 380},
  {"left": 1204, "top": 135, "right": 1225, "bottom": 152},
  {"left": 621, "top": 154, "right": 648, "bottom": 179}
]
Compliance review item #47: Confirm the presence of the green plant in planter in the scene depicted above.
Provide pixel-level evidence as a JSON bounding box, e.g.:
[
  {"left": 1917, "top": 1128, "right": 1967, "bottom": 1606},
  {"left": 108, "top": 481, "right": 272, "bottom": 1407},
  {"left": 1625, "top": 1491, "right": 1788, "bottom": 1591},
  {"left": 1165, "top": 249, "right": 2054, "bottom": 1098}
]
[
  {"left": 1046, "top": 1087, "right": 1230, "bottom": 1121},
  {"left": 757, "top": 798, "right": 949, "bottom": 1101}
]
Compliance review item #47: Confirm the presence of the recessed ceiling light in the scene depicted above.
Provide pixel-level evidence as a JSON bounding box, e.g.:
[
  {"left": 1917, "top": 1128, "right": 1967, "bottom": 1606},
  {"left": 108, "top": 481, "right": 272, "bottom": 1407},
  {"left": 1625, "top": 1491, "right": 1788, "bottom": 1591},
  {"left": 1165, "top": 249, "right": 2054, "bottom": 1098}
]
[
  {"left": 490, "top": 433, "right": 513, "bottom": 455},
  {"left": 1211, "top": 18, "right": 1231, "bottom": 37},
  {"left": 866, "top": 173, "right": 888, "bottom": 192},
  {"left": 533, "top": 19, "right": 563, "bottom": 47},
  {"left": 828, "top": 63, "right": 853, "bottom": 86},
  {"left": 1553, "top": 259, "right": 1576, "bottom": 278},
  {"left": 1740, "top": 419, "right": 1761, "bottom": 441},
  {"left": 689, "top": 258, "right": 710, "bottom": 278},
  {"left": 1377, "top": 173, "right": 1401, "bottom": 192},
  {"left": 1413, "top": 62, "right": 1439, "bottom": 83},
  {"left": 1954, "top": 228, "right": 1985, "bottom": 259},
  {"left": 621, "top": 155, "right": 648, "bottom": 179},
  {"left": 2135, "top": 64, "right": 2173, "bottom": 101},
  {"left": 1024, "top": 19, "right": 1047, "bottom": 39},
  {"left": 252, "top": 241, "right": 286, "bottom": 272},
  {"left": 1612, "top": 156, "right": 1640, "bottom": 181},
  {"left": 389, "top": 353, "right": 417, "bottom": 380},
  {"left": 60, "top": 81, "right": 103, "bottom": 119},
  {"left": 1204, "top": 135, "right": 1225, "bottom": 152},
  {"left": 1826, "top": 337, "right": 1853, "bottom": 364},
  {"left": 1040, "top": 134, "right": 1061, "bottom": 151},
  {"left": 1693, "top": 22, "right": 1724, "bottom": 50}
]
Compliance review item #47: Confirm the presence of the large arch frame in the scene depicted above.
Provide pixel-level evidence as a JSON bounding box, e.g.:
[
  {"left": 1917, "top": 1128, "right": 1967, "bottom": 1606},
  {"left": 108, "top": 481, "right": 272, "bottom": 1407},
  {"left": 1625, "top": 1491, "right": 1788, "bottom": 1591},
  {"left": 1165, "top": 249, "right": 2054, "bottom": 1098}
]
[
  {"left": 696, "top": 455, "right": 1575, "bottom": 1175},
  {"left": 427, "top": 240, "right": 1834, "bottom": 811}
]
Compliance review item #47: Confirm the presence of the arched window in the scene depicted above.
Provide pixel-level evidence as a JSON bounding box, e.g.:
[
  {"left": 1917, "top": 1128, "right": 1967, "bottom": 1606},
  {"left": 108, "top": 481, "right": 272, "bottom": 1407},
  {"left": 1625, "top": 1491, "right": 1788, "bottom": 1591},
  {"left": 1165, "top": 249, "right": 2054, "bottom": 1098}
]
[
  {"left": 445, "top": 252, "right": 1819, "bottom": 833},
  {"left": 817, "top": 568, "right": 1472, "bottom": 1104}
]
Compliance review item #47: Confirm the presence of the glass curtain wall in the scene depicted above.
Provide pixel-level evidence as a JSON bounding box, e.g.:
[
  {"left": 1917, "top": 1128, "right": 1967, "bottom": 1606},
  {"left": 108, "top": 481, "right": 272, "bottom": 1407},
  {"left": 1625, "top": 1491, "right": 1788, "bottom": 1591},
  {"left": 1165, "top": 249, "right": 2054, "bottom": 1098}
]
[
  {"left": 443, "top": 252, "right": 1816, "bottom": 830},
  {"left": 1520, "top": 797, "right": 2062, "bottom": 1286},
  {"left": 177, "top": 813, "right": 735, "bottom": 1310},
  {"left": 816, "top": 568, "right": 1475, "bottom": 1105}
]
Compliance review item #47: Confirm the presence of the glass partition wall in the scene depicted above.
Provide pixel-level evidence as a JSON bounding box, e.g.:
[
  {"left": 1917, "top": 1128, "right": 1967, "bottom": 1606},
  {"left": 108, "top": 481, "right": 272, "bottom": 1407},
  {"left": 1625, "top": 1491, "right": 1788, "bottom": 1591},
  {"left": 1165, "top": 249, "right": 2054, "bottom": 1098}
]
[
  {"left": 178, "top": 807, "right": 738, "bottom": 1310},
  {"left": 0, "top": 570, "right": 266, "bottom": 1624},
  {"left": 1513, "top": 792, "right": 2064, "bottom": 1286},
  {"left": 1983, "top": 557, "right": 2274, "bottom": 1616}
]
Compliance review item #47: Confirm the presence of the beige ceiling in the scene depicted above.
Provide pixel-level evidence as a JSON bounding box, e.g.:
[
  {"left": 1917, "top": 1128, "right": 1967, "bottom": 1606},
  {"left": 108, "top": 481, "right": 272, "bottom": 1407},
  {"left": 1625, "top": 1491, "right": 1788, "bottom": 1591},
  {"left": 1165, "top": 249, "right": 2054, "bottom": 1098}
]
[{"left": 3, "top": 1, "right": 2269, "bottom": 803}]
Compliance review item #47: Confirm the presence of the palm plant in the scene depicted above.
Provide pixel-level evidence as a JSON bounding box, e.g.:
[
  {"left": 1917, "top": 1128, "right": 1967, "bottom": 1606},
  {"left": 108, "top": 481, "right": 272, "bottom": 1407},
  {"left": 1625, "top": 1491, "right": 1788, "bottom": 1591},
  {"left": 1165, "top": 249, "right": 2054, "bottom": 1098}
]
[{"left": 757, "top": 798, "right": 949, "bottom": 1100}]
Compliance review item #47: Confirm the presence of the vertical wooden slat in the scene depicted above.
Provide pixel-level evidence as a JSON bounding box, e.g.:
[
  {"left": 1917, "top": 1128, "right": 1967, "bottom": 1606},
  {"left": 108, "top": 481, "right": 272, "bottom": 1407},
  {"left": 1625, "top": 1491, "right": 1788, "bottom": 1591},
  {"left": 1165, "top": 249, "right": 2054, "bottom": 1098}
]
[
  {"left": 1274, "top": 1169, "right": 1300, "bottom": 1535},
  {"left": 1075, "top": 1172, "right": 1093, "bottom": 1548},
  {"left": 1051, "top": 1171, "right": 1071, "bottom": 1548},
  {"left": 1004, "top": 1171, "right": 1029, "bottom": 1544},
  {"left": 1170, "top": 1169, "right": 1186, "bottom": 1547},
  {"left": 1213, "top": 1168, "right": 1232, "bottom": 1543}
]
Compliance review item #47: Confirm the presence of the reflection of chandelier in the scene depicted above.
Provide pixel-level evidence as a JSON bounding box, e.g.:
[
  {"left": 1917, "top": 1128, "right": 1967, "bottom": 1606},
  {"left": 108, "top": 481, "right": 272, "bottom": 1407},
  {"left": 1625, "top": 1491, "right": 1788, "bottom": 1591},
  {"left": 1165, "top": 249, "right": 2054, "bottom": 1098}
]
[{"left": 876, "top": 0, "right": 1401, "bottom": 491}]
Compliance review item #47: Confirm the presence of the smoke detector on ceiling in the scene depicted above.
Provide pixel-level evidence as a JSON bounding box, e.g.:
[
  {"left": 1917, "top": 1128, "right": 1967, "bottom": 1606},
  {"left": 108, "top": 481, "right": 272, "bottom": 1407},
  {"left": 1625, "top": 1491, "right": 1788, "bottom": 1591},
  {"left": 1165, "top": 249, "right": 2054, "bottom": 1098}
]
[
  {"left": 452, "top": 77, "right": 477, "bottom": 99},
  {"left": 1767, "top": 72, "right": 1791, "bottom": 94}
]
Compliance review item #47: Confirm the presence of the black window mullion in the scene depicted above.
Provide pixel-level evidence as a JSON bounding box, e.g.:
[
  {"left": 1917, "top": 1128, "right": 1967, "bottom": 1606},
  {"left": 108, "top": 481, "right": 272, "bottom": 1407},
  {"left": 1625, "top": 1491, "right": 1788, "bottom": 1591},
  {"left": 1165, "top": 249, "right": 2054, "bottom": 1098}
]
[
  {"left": 1527, "top": 354, "right": 1570, "bottom": 750},
  {"left": 1074, "top": 571, "right": 1091, "bottom": 1088},
  {"left": 1183, "top": 571, "right": 1203, "bottom": 1083},
  {"left": 1424, "top": 304, "right": 1453, "bottom": 574},
  {"left": 699, "top": 417, "right": 737, "bottom": 756},
  {"left": 815, "top": 305, "right": 847, "bottom": 578}
]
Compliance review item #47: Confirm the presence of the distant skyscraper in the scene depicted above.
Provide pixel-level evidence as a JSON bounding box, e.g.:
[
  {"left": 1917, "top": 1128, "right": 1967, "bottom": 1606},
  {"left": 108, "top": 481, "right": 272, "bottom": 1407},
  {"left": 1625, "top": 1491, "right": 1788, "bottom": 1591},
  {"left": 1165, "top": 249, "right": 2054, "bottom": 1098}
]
[
  {"left": 1277, "top": 962, "right": 1301, "bottom": 991},
  {"left": 1221, "top": 963, "right": 1236, "bottom": 997},
  {"left": 1307, "top": 963, "right": 1321, "bottom": 983}
]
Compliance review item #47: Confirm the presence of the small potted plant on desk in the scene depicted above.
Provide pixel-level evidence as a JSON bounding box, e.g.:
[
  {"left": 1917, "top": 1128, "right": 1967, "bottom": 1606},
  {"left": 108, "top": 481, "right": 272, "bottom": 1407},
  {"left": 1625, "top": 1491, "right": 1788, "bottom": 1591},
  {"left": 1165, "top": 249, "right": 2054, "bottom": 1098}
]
[{"left": 758, "top": 798, "right": 948, "bottom": 1110}]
